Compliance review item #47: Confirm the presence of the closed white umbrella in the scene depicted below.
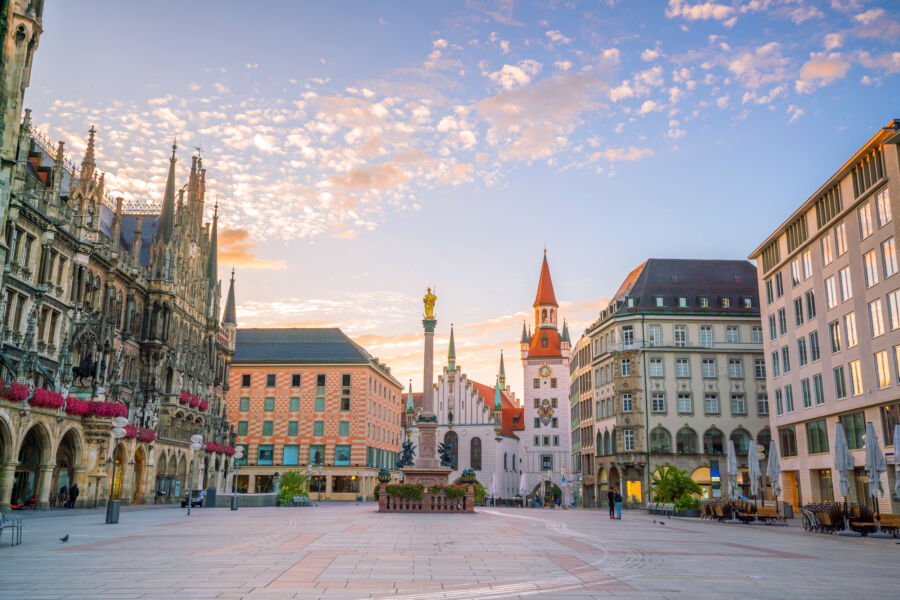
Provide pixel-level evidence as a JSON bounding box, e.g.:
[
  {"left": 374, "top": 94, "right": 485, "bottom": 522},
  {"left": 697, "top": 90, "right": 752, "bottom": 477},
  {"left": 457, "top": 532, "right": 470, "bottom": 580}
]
[
  {"left": 766, "top": 440, "right": 786, "bottom": 525},
  {"left": 834, "top": 422, "right": 860, "bottom": 537},
  {"left": 518, "top": 471, "right": 528, "bottom": 496},
  {"left": 726, "top": 439, "right": 740, "bottom": 500},
  {"left": 489, "top": 472, "right": 500, "bottom": 497},
  {"left": 748, "top": 443, "right": 761, "bottom": 497},
  {"left": 864, "top": 422, "right": 892, "bottom": 538},
  {"left": 894, "top": 424, "right": 900, "bottom": 501}
]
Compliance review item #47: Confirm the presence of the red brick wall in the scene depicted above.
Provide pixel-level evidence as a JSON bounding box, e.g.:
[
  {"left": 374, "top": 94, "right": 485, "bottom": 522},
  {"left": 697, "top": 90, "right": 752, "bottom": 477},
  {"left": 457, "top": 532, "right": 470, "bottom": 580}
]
[{"left": 225, "top": 365, "right": 403, "bottom": 467}]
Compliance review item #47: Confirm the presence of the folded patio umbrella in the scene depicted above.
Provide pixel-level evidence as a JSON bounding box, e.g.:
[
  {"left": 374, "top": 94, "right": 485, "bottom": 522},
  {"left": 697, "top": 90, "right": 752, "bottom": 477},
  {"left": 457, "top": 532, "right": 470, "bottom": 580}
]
[
  {"left": 726, "top": 439, "right": 739, "bottom": 501},
  {"left": 834, "top": 422, "right": 853, "bottom": 500},
  {"left": 894, "top": 424, "right": 900, "bottom": 501},
  {"left": 766, "top": 440, "right": 782, "bottom": 498},
  {"left": 518, "top": 471, "right": 529, "bottom": 496},
  {"left": 489, "top": 472, "right": 500, "bottom": 498},
  {"left": 864, "top": 421, "right": 886, "bottom": 499},
  {"left": 747, "top": 442, "right": 761, "bottom": 497}
]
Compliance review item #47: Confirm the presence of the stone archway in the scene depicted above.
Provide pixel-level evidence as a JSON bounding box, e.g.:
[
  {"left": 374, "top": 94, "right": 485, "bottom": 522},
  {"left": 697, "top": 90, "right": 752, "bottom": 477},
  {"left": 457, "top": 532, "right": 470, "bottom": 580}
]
[
  {"left": 52, "top": 428, "right": 82, "bottom": 507},
  {"left": 132, "top": 447, "right": 146, "bottom": 504},
  {"left": 608, "top": 466, "right": 621, "bottom": 496},
  {"left": 112, "top": 442, "right": 129, "bottom": 500},
  {"left": 177, "top": 454, "right": 188, "bottom": 498},
  {"left": 13, "top": 423, "right": 52, "bottom": 506}
]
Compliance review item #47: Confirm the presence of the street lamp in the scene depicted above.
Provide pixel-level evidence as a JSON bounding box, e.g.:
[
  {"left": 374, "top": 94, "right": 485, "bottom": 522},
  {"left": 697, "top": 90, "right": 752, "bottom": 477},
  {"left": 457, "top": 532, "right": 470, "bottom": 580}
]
[
  {"left": 186, "top": 434, "right": 202, "bottom": 516},
  {"left": 106, "top": 416, "right": 129, "bottom": 524},
  {"left": 231, "top": 446, "right": 245, "bottom": 511},
  {"left": 314, "top": 450, "right": 324, "bottom": 502}
]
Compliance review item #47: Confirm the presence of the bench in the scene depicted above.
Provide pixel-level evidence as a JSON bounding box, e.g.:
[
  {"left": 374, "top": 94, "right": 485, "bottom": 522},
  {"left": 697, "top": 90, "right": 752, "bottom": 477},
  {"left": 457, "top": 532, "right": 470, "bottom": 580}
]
[
  {"left": 756, "top": 506, "right": 778, "bottom": 520},
  {"left": 0, "top": 515, "right": 23, "bottom": 547},
  {"left": 645, "top": 503, "right": 674, "bottom": 517},
  {"left": 877, "top": 514, "right": 900, "bottom": 535},
  {"left": 291, "top": 496, "right": 313, "bottom": 507}
]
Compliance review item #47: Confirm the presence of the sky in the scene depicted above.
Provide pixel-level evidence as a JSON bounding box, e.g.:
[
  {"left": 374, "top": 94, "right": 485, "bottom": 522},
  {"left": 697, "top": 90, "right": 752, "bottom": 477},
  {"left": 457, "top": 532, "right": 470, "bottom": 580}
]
[{"left": 24, "top": 0, "right": 900, "bottom": 400}]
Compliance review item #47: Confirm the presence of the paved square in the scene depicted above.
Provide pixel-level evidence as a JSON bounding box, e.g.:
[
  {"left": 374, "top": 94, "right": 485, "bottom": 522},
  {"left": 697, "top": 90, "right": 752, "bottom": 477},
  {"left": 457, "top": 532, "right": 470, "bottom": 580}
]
[{"left": 0, "top": 504, "right": 896, "bottom": 599}]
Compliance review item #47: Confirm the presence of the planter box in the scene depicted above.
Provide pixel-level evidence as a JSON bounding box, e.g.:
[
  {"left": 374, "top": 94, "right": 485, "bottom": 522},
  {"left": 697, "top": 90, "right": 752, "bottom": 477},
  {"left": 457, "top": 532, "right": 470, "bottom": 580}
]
[
  {"left": 676, "top": 509, "right": 701, "bottom": 518},
  {"left": 379, "top": 489, "right": 475, "bottom": 513}
]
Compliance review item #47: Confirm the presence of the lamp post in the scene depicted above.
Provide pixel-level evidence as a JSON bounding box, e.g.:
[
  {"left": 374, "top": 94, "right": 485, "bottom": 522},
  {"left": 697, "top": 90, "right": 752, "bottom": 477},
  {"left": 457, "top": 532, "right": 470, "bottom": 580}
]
[
  {"left": 231, "top": 446, "right": 244, "bottom": 511},
  {"left": 186, "top": 434, "right": 202, "bottom": 516},
  {"left": 316, "top": 451, "right": 324, "bottom": 502},
  {"left": 106, "top": 416, "right": 129, "bottom": 524}
]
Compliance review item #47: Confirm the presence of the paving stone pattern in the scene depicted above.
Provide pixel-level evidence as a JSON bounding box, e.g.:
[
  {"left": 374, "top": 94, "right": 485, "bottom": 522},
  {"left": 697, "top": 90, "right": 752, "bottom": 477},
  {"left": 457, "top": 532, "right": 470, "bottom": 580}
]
[{"left": 0, "top": 503, "right": 896, "bottom": 599}]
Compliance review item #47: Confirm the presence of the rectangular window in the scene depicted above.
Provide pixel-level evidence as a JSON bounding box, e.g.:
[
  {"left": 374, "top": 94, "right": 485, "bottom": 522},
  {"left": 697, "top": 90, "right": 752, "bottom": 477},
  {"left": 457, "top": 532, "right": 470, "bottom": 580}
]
[
  {"left": 550, "top": 378, "right": 557, "bottom": 388},
  {"left": 810, "top": 331, "right": 821, "bottom": 361},
  {"left": 875, "top": 187, "right": 892, "bottom": 227},
  {"left": 316, "top": 373, "right": 326, "bottom": 387},
  {"left": 731, "top": 394, "right": 746, "bottom": 415},
  {"left": 264, "top": 397, "right": 275, "bottom": 412},
  {"left": 778, "top": 309, "right": 787, "bottom": 335},
  {"left": 769, "top": 315, "right": 777, "bottom": 340},
  {"left": 840, "top": 411, "right": 865, "bottom": 449},
  {"left": 825, "top": 276, "right": 837, "bottom": 309},
  {"left": 647, "top": 324, "right": 661, "bottom": 346},
  {"left": 784, "top": 385, "right": 794, "bottom": 412},
  {"left": 813, "top": 374, "right": 825, "bottom": 405},
  {"left": 313, "top": 421, "right": 324, "bottom": 437},
  {"left": 237, "top": 421, "right": 248, "bottom": 436},
  {"left": 315, "top": 396, "right": 325, "bottom": 412},
  {"left": 623, "top": 429, "right": 635, "bottom": 451},
  {"left": 754, "top": 358, "right": 766, "bottom": 379},
  {"left": 239, "top": 397, "right": 250, "bottom": 412},
  {"left": 881, "top": 401, "right": 900, "bottom": 442},
  {"left": 674, "top": 325, "right": 686, "bottom": 347},
  {"left": 822, "top": 234, "right": 835, "bottom": 265},
  {"left": 621, "top": 358, "right": 631, "bottom": 376},
  {"left": 651, "top": 393, "right": 666, "bottom": 413},
  {"left": 883, "top": 237, "right": 898, "bottom": 278},
  {"left": 533, "top": 378, "right": 540, "bottom": 389},
  {"left": 291, "top": 373, "right": 302, "bottom": 387},
  {"left": 340, "top": 396, "right": 350, "bottom": 411},
  {"left": 700, "top": 296, "right": 710, "bottom": 307},
  {"left": 751, "top": 326, "right": 763, "bottom": 344},
  {"left": 288, "top": 421, "right": 298, "bottom": 436},
  {"left": 839, "top": 267, "right": 853, "bottom": 301},
  {"left": 266, "top": 373, "right": 276, "bottom": 387},
  {"left": 805, "top": 290, "right": 816, "bottom": 319},
  {"left": 802, "top": 249, "right": 813, "bottom": 279},
  {"left": 308, "top": 444, "right": 325, "bottom": 465},
  {"left": 726, "top": 326, "right": 739, "bottom": 343},
  {"left": 289, "top": 397, "right": 300, "bottom": 412},
  {"left": 702, "top": 358, "right": 716, "bottom": 378},
  {"left": 797, "top": 338, "right": 808, "bottom": 366},
  {"left": 622, "top": 393, "right": 633, "bottom": 412},
  {"left": 541, "top": 455, "right": 553, "bottom": 470},
  {"left": 728, "top": 358, "right": 743, "bottom": 379},
  {"left": 700, "top": 325, "right": 712, "bottom": 348},
  {"left": 622, "top": 326, "right": 634, "bottom": 348},
  {"left": 801, "top": 378, "right": 812, "bottom": 408},
  {"left": 262, "top": 421, "right": 273, "bottom": 436},
  {"left": 655, "top": 296, "right": 665, "bottom": 307},
  {"left": 775, "top": 273, "right": 784, "bottom": 297},
  {"left": 772, "top": 351, "right": 780, "bottom": 377},
  {"left": 875, "top": 350, "right": 891, "bottom": 389},
  {"left": 870, "top": 298, "right": 885, "bottom": 337},
  {"left": 794, "top": 298, "right": 804, "bottom": 326},
  {"left": 766, "top": 280, "right": 774, "bottom": 304},
  {"left": 842, "top": 313, "right": 858, "bottom": 348},
  {"left": 283, "top": 445, "right": 299, "bottom": 466},
  {"left": 859, "top": 201, "right": 874, "bottom": 239},
  {"left": 257, "top": 445, "right": 274, "bottom": 466},
  {"left": 704, "top": 393, "right": 719, "bottom": 415},
  {"left": 834, "top": 366, "right": 847, "bottom": 399},
  {"left": 775, "top": 389, "right": 783, "bottom": 415},
  {"left": 335, "top": 445, "right": 351, "bottom": 466},
  {"left": 829, "top": 321, "right": 842, "bottom": 353},
  {"left": 534, "top": 417, "right": 541, "bottom": 428},
  {"left": 678, "top": 393, "right": 692, "bottom": 414},
  {"left": 241, "top": 374, "right": 251, "bottom": 387},
  {"left": 782, "top": 346, "right": 791, "bottom": 373},
  {"left": 888, "top": 290, "right": 900, "bottom": 330},
  {"left": 757, "top": 393, "right": 769, "bottom": 416},
  {"left": 791, "top": 258, "right": 801, "bottom": 286},
  {"left": 835, "top": 221, "right": 848, "bottom": 256},
  {"left": 864, "top": 250, "right": 880, "bottom": 288},
  {"left": 806, "top": 420, "right": 829, "bottom": 454},
  {"left": 675, "top": 358, "right": 690, "bottom": 377},
  {"left": 339, "top": 421, "right": 350, "bottom": 436},
  {"left": 649, "top": 357, "right": 664, "bottom": 377},
  {"left": 779, "top": 427, "right": 798, "bottom": 457}
]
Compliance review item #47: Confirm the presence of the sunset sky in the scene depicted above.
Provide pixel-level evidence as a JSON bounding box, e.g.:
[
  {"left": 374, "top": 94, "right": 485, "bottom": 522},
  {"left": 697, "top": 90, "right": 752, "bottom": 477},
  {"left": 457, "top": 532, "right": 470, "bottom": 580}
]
[{"left": 24, "top": 0, "right": 900, "bottom": 399}]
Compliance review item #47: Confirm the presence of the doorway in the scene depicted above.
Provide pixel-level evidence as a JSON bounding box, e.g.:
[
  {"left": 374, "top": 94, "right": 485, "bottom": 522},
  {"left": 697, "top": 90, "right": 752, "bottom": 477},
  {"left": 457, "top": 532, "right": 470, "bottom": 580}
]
[{"left": 783, "top": 470, "right": 801, "bottom": 511}]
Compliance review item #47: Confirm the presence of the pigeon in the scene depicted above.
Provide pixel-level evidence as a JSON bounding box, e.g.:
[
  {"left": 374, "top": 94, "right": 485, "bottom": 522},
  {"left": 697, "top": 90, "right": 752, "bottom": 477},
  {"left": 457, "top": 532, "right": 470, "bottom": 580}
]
[
  {"left": 658, "top": 521, "right": 665, "bottom": 526},
  {"left": 59, "top": 534, "right": 69, "bottom": 543}
]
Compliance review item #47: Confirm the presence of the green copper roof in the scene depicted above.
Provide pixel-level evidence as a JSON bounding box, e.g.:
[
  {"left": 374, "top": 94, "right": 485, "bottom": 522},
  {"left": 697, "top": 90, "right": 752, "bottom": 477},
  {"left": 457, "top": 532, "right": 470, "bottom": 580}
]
[
  {"left": 448, "top": 324, "right": 456, "bottom": 370},
  {"left": 406, "top": 381, "right": 414, "bottom": 413},
  {"left": 494, "top": 375, "right": 502, "bottom": 411}
]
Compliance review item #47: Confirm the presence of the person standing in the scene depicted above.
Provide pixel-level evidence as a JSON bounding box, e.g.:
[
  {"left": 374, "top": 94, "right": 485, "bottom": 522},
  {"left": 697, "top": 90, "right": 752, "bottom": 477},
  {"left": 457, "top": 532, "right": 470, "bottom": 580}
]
[
  {"left": 67, "top": 483, "right": 79, "bottom": 509},
  {"left": 606, "top": 487, "right": 615, "bottom": 519},
  {"left": 614, "top": 487, "right": 623, "bottom": 520}
]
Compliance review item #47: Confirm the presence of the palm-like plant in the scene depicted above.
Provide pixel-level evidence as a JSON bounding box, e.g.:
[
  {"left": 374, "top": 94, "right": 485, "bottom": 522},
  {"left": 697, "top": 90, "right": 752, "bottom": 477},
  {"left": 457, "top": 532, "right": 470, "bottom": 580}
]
[
  {"left": 277, "top": 471, "right": 310, "bottom": 505},
  {"left": 651, "top": 465, "right": 702, "bottom": 502}
]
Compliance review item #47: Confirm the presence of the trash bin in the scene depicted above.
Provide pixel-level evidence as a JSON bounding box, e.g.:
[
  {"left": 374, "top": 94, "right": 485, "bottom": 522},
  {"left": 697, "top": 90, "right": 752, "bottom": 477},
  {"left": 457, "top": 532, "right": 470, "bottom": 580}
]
[
  {"left": 105, "top": 499, "right": 120, "bottom": 524},
  {"left": 206, "top": 486, "right": 217, "bottom": 508}
]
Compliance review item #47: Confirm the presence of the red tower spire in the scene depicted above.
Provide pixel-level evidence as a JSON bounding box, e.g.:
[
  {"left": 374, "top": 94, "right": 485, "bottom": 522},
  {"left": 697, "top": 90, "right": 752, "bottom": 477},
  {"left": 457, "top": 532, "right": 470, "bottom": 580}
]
[{"left": 533, "top": 250, "right": 558, "bottom": 308}]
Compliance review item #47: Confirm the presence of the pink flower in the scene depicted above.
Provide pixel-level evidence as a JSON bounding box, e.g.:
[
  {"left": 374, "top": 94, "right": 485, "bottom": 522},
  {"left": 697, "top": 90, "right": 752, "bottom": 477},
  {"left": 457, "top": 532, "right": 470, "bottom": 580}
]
[
  {"left": 137, "top": 428, "right": 157, "bottom": 443},
  {"left": 198, "top": 399, "right": 209, "bottom": 411},
  {"left": 124, "top": 424, "right": 139, "bottom": 439},
  {"left": 189, "top": 395, "right": 199, "bottom": 408},
  {"left": 30, "top": 388, "right": 66, "bottom": 409},
  {"left": 179, "top": 391, "right": 190, "bottom": 404},
  {"left": 225, "top": 446, "right": 235, "bottom": 456},
  {"left": 0, "top": 382, "right": 31, "bottom": 402}
]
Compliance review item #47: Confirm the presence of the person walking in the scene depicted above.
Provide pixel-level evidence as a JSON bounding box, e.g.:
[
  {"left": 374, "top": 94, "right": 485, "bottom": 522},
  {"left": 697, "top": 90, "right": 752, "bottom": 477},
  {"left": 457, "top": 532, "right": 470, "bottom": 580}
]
[
  {"left": 614, "top": 487, "right": 623, "bottom": 520},
  {"left": 606, "top": 487, "right": 615, "bottom": 519},
  {"left": 67, "top": 483, "right": 79, "bottom": 509}
]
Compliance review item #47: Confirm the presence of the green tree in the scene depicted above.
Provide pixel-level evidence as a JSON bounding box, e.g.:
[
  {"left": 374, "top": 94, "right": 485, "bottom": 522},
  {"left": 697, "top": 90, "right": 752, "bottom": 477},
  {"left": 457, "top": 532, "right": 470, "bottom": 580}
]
[
  {"left": 277, "top": 471, "right": 309, "bottom": 505},
  {"left": 651, "top": 465, "right": 702, "bottom": 502}
]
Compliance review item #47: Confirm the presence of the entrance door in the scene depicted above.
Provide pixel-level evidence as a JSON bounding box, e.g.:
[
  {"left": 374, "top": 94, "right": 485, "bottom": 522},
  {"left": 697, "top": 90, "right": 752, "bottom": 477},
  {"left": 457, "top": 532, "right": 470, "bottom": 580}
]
[{"left": 783, "top": 471, "right": 800, "bottom": 511}]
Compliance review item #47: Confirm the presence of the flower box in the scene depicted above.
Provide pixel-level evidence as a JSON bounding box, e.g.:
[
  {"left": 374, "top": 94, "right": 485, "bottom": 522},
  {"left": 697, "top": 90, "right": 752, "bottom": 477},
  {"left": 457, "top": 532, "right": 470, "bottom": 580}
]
[
  {"left": 137, "top": 428, "right": 157, "bottom": 443},
  {"left": 124, "top": 424, "right": 139, "bottom": 439},
  {"left": 198, "top": 399, "right": 208, "bottom": 411},
  {"left": 31, "top": 388, "right": 66, "bottom": 410},
  {"left": 179, "top": 391, "right": 191, "bottom": 404},
  {"left": 0, "top": 382, "right": 30, "bottom": 403},
  {"left": 189, "top": 395, "right": 199, "bottom": 408}
]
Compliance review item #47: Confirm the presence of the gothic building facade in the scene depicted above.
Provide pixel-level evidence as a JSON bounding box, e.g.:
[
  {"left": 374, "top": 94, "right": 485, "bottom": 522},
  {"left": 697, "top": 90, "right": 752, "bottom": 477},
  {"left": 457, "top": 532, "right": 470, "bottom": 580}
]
[{"left": 0, "top": 0, "right": 237, "bottom": 509}]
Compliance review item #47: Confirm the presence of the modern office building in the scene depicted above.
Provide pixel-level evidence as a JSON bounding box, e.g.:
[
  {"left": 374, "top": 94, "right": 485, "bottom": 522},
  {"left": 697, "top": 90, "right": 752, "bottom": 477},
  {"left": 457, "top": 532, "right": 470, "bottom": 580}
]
[
  {"left": 584, "top": 259, "right": 768, "bottom": 505},
  {"left": 225, "top": 328, "right": 403, "bottom": 500},
  {"left": 749, "top": 120, "right": 900, "bottom": 514}
]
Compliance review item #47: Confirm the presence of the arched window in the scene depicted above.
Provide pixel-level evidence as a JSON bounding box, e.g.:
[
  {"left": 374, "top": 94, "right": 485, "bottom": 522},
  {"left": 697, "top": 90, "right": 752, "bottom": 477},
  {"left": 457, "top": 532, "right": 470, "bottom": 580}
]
[
  {"left": 443, "top": 431, "right": 458, "bottom": 469},
  {"left": 649, "top": 427, "right": 672, "bottom": 453},
  {"left": 503, "top": 452, "right": 507, "bottom": 471},
  {"left": 596, "top": 431, "right": 603, "bottom": 455},
  {"left": 542, "top": 309, "right": 547, "bottom": 322},
  {"left": 703, "top": 428, "right": 724, "bottom": 454},
  {"left": 676, "top": 427, "right": 698, "bottom": 454},
  {"left": 757, "top": 427, "right": 772, "bottom": 455},
  {"left": 730, "top": 428, "right": 752, "bottom": 454},
  {"left": 550, "top": 309, "right": 555, "bottom": 322},
  {"left": 604, "top": 431, "right": 611, "bottom": 455},
  {"left": 610, "top": 430, "right": 617, "bottom": 454},
  {"left": 470, "top": 437, "right": 482, "bottom": 471}
]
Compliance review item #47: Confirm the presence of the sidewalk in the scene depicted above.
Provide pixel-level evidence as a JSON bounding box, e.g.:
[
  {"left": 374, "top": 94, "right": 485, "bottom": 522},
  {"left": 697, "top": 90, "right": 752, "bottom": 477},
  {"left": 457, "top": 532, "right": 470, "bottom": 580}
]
[{"left": 2, "top": 502, "right": 183, "bottom": 520}]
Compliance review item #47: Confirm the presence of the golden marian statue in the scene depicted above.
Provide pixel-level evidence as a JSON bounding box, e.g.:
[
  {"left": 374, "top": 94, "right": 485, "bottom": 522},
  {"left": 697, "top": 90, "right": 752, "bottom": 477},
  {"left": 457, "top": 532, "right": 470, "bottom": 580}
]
[{"left": 423, "top": 287, "right": 436, "bottom": 319}]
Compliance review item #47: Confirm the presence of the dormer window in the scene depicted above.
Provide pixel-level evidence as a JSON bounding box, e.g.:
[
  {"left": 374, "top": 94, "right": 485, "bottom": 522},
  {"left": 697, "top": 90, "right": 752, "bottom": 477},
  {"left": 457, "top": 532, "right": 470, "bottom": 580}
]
[
  {"left": 678, "top": 297, "right": 688, "bottom": 308},
  {"left": 722, "top": 298, "right": 731, "bottom": 308},
  {"left": 743, "top": 297, "right": 752, "bottom": 308},
  {"left": 626, "top": 297, "right": 635, "bottom": 308},
  {"left": 699, "top": 296, "right": 710, "bottom": 308},
  {"left": 541, "top": 333, "right": 548, "bottom": 348},
  {"left": 655, "top": 296, "right": 665, "bottom": 307}
]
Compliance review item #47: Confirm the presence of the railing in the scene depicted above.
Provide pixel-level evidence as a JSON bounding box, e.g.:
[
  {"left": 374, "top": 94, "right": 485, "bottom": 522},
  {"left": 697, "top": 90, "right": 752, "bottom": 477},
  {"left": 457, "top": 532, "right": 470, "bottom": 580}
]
[{"left": 379, "top": 491, "right": 474, "bottom": 513}]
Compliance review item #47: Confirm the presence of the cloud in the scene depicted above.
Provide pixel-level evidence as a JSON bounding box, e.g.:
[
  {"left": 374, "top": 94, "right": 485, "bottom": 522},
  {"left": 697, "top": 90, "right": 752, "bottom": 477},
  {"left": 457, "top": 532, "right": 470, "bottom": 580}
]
[
  {"left": 856, "top": 51, "right": 900, "bottom": 74},
  {"left": 639, "top": 99, "right": 661, "bottom": 114},
  {"left": 554, "top": 60, "right": 573, "bottom": 71},
  {"left": 589, "top": 146, "right": 654, "bottom": 162},
  {"left": 727, "top": 42, "right": 789, "bottom": 89},
  {"left": 545, "top": 30, "right": 572, "bottom": 45},
  {"left": 665, "top": 0, "right": 736, "bottom": 24},
  {"left": 787, "top": 104, "right": 804, "bottom": 122},
  {"left": 854, "top": 8, "right": 884, "bottom": 25},
  {"left": 795, "top": 52, "right": 851, "bottom": 93},
  {"left": 486, "top": 59, "right": 543, "bottom": 90},
  {"left": 641, "top": 48, "right": 661, "bottom": 61},
  {"left": 824, "top": 33, "right": 844, "bottom": 51},
  {"left": 218, "top": 228, "right": 287, "bottom": 269}
]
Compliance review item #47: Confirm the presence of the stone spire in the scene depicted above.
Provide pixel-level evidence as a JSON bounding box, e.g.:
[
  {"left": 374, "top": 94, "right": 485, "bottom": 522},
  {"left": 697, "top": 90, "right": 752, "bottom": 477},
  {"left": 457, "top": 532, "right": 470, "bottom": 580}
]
[
  {"left": 157, "top": 141, "right": 177, "bottom": 244},
  {"left": 494, "top": 375, "right": 502, "bottom": 412},
  {"left": 561, "top": 320, "right": 570, "bottom": 343},
  {"left": 498, "top": 350, "right": 506, "bottom": 389},
  {"left": 406, "top": 380, "right": 414, "bottom": 414},
  {"left": 222, "top": 267, "right": 237, "bottom": 325},
  {"left": 520, "top": 320, "right": 528, "bottom": 344},
  {"left": 206, "top": 201, "right": 218, "bottom": 287},
  {"left": 83, "top": 125, "right": 96, "bottom": 167},
  {"left": 447, "top": 324, "right": 456, "bottom": 371}
]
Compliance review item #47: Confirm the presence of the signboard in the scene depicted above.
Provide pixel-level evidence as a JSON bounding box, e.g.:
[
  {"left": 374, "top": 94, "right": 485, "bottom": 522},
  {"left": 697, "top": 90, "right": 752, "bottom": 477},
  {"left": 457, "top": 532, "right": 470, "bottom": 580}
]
[{"left": 561, "top": 477, "right": 567, "bottom": 485}]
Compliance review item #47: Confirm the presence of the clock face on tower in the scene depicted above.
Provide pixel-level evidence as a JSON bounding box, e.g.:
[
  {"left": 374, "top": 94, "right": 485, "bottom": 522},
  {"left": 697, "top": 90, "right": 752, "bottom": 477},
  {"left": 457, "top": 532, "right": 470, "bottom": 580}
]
[{"left": 538, "top": 364, "right": 552, "bottom": 378}]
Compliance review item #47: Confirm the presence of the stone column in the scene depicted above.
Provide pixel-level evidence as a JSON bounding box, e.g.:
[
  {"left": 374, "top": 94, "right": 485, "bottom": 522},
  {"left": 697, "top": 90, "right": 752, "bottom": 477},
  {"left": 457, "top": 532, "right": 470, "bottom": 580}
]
[
  {"left": 0, "top": 461, "right": 17, "bottom": 509},
  {"left": 73, "top": 466, "right": 87, "bottom": 508},
  {"left": 37, "top": 464, "right": 54, "bottom": 509}
]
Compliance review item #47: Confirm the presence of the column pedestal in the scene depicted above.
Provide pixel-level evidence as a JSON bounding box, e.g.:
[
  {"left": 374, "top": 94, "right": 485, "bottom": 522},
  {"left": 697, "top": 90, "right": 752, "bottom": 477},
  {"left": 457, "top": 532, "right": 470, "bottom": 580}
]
[{"left": 0, "top": 461, "right": 16, "bottom": 510}]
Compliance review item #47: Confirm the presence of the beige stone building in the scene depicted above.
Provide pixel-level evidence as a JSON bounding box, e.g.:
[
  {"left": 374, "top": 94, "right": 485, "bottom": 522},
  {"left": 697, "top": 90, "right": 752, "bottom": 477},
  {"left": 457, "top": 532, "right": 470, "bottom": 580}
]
[
  {"left": 749, "top": 119, "right": 900, "bottom": 515},
  {"left": 569, "top": 333, "right": 594, "bottom": 506},
  {"left": 583, "top": 259, "right": 769, "bottom": 506}
]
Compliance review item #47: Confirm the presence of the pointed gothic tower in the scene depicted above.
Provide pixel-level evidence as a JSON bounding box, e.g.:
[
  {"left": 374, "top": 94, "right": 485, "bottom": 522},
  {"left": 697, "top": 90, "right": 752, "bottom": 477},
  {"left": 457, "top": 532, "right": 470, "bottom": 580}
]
[
  {"left": 447, "top": 324, "right": 456, "bottom": 371},
  {"left": 221, "top": 268, "right": 237, "bottom": 353},
  {"left": 151, "top": 142, "right": 178, "bottom": 280},
  {"left": 206, "top": 202, "right": 219, "bottom": 319}
]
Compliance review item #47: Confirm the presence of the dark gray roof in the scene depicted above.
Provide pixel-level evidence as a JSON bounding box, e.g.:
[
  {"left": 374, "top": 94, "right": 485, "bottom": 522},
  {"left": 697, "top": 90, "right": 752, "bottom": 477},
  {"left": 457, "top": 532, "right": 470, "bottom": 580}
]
[
  {"left": 612, "top": 258, "right": 759, "bottom": 313},
  {"left": 233, "top": 328, "right": 375, "bottom": 364}
]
